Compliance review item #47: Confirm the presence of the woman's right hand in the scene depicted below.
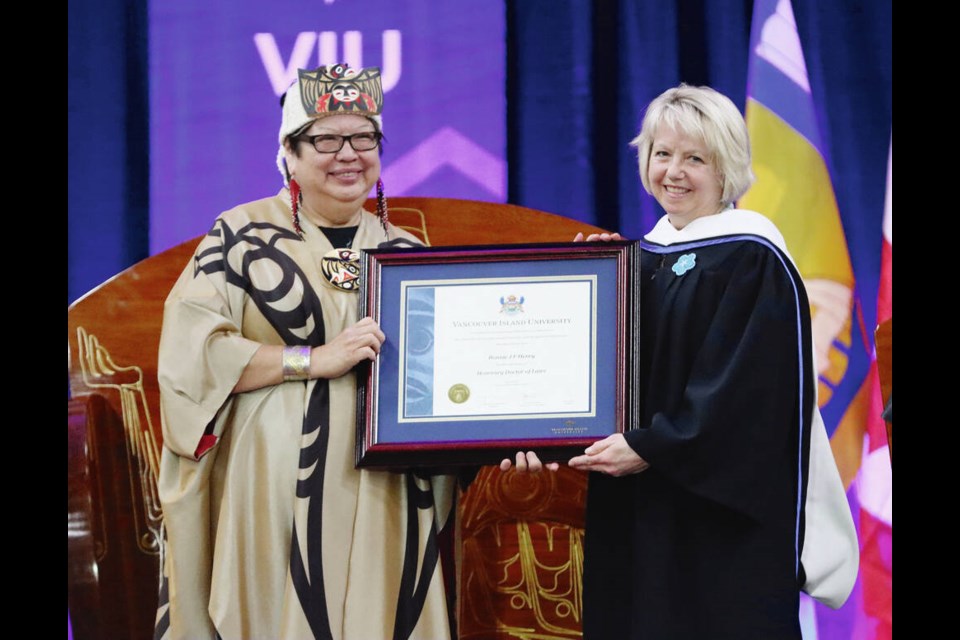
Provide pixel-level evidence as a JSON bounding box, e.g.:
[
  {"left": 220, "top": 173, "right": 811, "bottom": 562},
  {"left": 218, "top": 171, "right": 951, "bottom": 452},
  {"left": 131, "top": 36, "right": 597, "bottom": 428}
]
[
  {"left": 312, "top": 316, "right": 386, "bottom": 379},
  {"left": 568, "top": 434, "right": 650, "bottom": 476},
  {"left": 573, "top": 232, "right": 624, "bottom": 242}
]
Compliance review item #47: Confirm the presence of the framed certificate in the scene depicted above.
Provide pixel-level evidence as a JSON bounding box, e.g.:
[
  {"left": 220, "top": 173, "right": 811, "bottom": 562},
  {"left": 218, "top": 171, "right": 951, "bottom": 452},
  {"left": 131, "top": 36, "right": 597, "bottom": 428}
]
[{"left": 356, "top": 241, "right": 639, "bottom": 469}]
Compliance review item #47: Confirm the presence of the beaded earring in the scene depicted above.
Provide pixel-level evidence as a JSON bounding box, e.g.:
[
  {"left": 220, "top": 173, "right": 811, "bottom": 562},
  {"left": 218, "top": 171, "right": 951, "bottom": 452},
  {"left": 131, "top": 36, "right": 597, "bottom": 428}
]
[
  {"left": 290, "top": 178, "right": 304, "bottom": 238},
  {"left": 376, "top": 178, "right": 389, "bottom": 234}
]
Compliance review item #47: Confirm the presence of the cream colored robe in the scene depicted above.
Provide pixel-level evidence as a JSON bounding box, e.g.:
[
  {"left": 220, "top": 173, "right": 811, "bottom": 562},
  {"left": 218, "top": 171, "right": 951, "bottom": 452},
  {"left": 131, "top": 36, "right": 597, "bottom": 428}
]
[{"left": 154, "top": 191, "right": 458, "bottom": 640}]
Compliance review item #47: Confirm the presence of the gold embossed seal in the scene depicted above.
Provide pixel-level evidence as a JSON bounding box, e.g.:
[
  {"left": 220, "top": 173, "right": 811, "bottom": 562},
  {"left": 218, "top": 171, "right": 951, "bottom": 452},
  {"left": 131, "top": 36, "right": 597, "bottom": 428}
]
[{"left": 448, "top": 383, "right": 470, "bottom": 404}]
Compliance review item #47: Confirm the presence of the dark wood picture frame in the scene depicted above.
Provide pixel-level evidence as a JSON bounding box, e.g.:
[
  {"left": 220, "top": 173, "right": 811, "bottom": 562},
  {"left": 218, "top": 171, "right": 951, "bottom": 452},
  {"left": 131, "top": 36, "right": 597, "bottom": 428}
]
[{"left": 356, "top": 241, "right": 639, "bottom": 469}]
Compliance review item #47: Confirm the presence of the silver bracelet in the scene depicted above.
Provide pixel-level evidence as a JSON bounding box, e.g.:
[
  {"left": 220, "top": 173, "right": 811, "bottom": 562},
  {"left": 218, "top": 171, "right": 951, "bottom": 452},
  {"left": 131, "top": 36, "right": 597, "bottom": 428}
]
[{"left": 282, "top": 345, "right": 311, "bottom": 381}]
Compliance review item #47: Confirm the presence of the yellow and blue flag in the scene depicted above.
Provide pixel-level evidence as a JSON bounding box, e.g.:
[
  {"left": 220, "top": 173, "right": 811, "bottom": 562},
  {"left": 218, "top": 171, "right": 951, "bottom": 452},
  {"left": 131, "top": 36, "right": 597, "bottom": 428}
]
[{"left": 740, "top": 0, "right": 869, "bottom": 461}]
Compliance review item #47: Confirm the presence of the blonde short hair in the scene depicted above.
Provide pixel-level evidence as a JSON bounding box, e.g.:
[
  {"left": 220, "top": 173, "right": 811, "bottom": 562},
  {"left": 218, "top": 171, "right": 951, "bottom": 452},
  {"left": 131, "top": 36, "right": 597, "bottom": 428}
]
[{"left": 630, "top": 84, "right": 755, "bottom": 207}]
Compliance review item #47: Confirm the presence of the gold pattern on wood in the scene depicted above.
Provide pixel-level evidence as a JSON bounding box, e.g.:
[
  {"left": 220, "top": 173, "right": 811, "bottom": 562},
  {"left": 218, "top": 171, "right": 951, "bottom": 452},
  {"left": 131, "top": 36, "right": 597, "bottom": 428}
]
[
  {"left": 388, "top": 207, "right": 431, "bottom": 246},
  {"left": 459, "top": 467, "right": 587, "bottom": 639},
  {"left": 75, "top": 326, "right": 163, "bottom": 556}
]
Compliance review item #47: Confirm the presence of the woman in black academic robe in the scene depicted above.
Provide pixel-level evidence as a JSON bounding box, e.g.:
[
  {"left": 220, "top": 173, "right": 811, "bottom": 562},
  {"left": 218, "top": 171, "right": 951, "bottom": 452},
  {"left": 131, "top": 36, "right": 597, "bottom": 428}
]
[{"left": 557, "top": 84, "right": 858, "bottom": 639}]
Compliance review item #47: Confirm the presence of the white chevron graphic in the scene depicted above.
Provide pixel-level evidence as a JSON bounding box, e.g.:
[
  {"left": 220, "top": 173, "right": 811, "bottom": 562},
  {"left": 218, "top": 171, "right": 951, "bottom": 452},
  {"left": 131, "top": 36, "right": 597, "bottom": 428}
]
[{"left": 381, "top": 127, "right": 505, "bottom": 199}]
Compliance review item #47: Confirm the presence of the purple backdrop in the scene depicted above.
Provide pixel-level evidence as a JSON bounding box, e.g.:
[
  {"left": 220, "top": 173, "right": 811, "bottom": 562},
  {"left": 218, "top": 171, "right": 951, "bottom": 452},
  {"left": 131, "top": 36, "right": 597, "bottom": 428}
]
[{"left": 149, "top": 0, "right": 505, "bottom": 255}]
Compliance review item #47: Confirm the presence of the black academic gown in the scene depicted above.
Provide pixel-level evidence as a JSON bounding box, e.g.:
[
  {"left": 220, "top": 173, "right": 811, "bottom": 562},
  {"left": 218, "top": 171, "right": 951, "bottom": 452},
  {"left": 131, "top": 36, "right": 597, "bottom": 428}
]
[{"left": 582, "top": 211, "right": 818, "bottom": 639}]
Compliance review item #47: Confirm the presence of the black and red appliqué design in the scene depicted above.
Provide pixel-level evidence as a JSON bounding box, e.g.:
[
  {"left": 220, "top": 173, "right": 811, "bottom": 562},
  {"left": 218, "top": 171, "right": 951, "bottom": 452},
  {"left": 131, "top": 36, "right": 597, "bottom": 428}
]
[{"left": 299, "top": 64, "right": 383, "bottom": 117}]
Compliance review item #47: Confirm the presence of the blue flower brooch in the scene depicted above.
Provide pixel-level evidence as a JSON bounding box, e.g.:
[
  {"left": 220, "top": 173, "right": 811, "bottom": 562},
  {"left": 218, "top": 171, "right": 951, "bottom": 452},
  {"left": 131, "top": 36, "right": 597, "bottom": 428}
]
[{"left": 671, "top": 253, "right": 697, "bottom": 276}]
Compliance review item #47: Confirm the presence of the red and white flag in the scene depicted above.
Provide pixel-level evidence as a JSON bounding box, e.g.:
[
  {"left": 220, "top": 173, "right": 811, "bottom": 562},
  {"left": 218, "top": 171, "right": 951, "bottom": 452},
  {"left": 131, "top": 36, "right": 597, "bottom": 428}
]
[{"left": 853, "top": 133, "right": 892, "bottom": 638}]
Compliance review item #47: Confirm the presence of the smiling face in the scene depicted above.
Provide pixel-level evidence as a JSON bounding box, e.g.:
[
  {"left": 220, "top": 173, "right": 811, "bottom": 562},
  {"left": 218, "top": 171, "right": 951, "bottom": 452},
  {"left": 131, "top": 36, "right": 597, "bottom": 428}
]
[
  {"left": 284, "top": 114, "right": 380, "bottom": 225},
  {"left": 647, "top": 125, "right": 724, "bottom": 229}
]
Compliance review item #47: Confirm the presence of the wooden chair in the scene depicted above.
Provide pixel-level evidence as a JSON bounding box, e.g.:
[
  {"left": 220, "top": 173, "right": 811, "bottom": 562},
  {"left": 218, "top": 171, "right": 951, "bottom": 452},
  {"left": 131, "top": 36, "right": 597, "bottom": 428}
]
[{"left": 68, "top": 197, "right": 608, "bottom": 639}]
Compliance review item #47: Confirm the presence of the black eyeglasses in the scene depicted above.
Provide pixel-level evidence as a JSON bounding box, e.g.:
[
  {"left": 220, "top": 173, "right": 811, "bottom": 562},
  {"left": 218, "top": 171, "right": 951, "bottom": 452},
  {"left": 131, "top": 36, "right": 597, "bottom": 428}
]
[{"left": 295, "top": 131, "right": 383, "bottom": 154}]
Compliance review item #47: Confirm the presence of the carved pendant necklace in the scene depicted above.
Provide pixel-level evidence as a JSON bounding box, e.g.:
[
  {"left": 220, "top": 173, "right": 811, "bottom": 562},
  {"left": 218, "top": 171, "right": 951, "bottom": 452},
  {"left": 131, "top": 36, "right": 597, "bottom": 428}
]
[{"left": 319, "top": 226, "right": 361, "bottom": 291}]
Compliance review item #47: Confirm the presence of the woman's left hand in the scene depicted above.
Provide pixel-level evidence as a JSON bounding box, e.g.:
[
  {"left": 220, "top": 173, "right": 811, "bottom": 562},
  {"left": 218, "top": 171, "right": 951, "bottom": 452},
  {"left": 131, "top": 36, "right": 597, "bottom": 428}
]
[
  {"left": 568, "top": 434, "right": 650, "bottom": 476},
  {"left": 499, "top": 451, "right": 560, "bottom": 473},
  {"left": 312, "top": 317, "right": 385, "bottom": 379}
]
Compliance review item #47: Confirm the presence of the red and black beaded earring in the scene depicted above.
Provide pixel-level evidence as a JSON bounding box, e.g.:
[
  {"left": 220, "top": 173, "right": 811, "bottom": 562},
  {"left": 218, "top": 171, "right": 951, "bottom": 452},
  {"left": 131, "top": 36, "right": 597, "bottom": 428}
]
[
  {"left": 290, "top": 178, "right": 304, "bottom": 238},
  {"left": 376, "top": 178, "right": 389, "bottom": 233}
]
